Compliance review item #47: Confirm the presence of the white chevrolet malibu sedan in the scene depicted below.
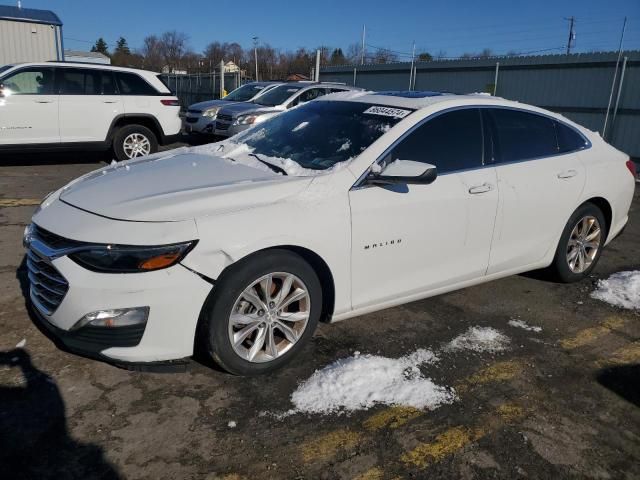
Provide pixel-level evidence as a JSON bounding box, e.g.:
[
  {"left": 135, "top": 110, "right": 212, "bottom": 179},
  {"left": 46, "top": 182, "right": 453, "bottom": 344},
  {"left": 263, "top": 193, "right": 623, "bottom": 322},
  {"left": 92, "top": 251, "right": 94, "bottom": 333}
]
[{"left": 25, "top": 91, "right": 636, "bottom": 375}]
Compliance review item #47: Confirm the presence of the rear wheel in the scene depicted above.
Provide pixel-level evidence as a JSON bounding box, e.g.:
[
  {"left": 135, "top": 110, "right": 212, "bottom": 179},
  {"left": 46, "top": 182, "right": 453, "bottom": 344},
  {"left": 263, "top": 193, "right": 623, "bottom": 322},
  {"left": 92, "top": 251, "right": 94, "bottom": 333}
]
[
  {"left": 113, "top": 124, "right": 158, "bottom": 161},
  {"left": 200, "top": 250, "right": 322, "bottom": 375},
  {"left": 549, "top": 203, "right": 607, "bottom": 283}
]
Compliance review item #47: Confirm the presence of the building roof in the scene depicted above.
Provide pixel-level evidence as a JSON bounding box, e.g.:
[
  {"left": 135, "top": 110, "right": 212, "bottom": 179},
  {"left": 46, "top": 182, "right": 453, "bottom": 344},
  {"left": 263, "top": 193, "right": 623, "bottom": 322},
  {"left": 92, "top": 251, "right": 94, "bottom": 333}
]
[
  {"left": 64, "top": 50, "right": 109, "bottom": 60},
  {"left": 0, "top": 5, "right": 62, "bottom": 26}
]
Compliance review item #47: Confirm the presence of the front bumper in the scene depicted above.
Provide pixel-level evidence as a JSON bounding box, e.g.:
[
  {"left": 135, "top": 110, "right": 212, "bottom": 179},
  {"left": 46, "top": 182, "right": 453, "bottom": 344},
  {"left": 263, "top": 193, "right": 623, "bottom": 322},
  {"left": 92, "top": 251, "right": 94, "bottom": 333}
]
[
  {"left": 26, "top": 236, "right": 213, "bottom": 364},
  {"left": 184, "top": 114, "right": 216, "bottom": 134},
  {"left": 214, "top": 120, "right": 250, "bottom": 138}
]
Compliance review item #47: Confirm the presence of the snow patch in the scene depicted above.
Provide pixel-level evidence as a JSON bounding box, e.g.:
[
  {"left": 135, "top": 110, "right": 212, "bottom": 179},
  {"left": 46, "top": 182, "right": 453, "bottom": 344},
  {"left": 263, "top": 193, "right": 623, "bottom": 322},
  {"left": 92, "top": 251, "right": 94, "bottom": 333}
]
[
  {"left": 227, "top": 420, "right": 237, "bottom": 428},
  {"left": 508, "top": 319, "right": 542, "bottom": 333},
  {"left": 591, "top": 271, "right": 640, "bottom": 310},
  {"left": 445, "top": 327, "right": 510, "bottom": 353},
  {"left": 285, "top": 349, "right": 455, "bottom": 415},
  {"left": 15, "top": 338, "right": 26, "bottom": 348},
  {"left": 337, "top": 140, "right": 351, "bottom": 152}
]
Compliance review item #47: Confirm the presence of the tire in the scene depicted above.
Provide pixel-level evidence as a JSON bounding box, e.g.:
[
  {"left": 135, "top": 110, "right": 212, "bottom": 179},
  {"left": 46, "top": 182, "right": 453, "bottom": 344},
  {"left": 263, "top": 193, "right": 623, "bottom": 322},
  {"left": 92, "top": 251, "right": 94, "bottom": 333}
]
[
  {"left": 549, "top": 202, "right": 608, "bottom": 283},
  {"left": 112, "top": 124, "right": 158, "bottom": 161},
  {"left": 200, "top": 249, "right": 322, "bottom": 376}
]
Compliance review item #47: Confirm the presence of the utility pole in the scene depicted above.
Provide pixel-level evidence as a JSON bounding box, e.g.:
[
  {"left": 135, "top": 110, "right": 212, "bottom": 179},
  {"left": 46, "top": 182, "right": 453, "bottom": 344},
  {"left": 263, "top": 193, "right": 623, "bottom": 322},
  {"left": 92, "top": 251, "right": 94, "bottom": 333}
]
[
  {"left": 361, "top": 24, "right": 366, "bottom": 65},
  {"left": 565, "top": 16, "right": 576, "bottom": 55},
  {"left": 409, "top": 41, "right": 415, "bottom": 90},
  {"left": 252, "top": 36, "right": 259, "bottom": 81},
  {"left": 315, "top": 49, "right": 321, "bottom": 82},
  {"left": 603, "top": 16, "right": 627, "bottom": 138}
]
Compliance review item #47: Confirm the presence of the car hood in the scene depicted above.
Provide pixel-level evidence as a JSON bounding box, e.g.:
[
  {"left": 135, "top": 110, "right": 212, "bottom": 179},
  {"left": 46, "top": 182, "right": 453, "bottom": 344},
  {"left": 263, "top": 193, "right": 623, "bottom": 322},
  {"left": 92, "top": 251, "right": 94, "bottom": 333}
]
[
  {"left": 58, "top": 151, "right": 312, "bottom": 222},
  {"left": 219, "top": 102, "right": 284, "bottom": 118},
  {"left": 189, "top": 99, "right": 236, "bottom": 111}
]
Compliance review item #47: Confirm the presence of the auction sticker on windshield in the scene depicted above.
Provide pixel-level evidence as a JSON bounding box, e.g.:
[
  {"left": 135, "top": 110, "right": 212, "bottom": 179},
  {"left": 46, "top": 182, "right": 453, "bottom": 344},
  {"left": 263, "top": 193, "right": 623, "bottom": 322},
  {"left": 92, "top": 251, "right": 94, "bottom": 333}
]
[{"left": 363, "top": 106, "right": 412, "bottom": 118}]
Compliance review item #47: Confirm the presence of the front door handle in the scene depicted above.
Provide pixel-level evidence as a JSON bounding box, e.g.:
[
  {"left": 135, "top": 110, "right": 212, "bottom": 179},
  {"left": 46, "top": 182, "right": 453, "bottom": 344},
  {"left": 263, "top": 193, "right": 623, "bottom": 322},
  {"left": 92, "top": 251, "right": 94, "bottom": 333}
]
[
  {"left": 557, "top": 169, "right": 578, "bottom": 179},
  {"left": 34, "top": 100, "right": 53, "bottom": 103},
  {"left": 103, "top": 100, "right": 118, "bottom": 104},
  {"left": 469, "top": 183, "right": 494, "bottom": 194}
]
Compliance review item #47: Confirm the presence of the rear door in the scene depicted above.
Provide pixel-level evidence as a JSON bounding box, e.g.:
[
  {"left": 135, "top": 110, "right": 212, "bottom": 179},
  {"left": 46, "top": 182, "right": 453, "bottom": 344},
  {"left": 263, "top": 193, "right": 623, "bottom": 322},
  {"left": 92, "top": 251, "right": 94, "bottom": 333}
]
[
  {"left": 57, "top": 68, "right": 123, "bottom": 142},
  {"left": 484, "top": 108, "right": 586, "bottom": 274},
  {"left": 0, "top": 66, "right": 58, "bottom": 144}
]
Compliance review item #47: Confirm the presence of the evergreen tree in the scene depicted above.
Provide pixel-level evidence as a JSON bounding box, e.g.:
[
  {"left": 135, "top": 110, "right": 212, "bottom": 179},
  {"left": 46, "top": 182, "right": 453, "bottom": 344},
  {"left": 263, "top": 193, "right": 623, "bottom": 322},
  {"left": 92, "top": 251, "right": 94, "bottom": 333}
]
[
  {"left": 115, "top": 37, "right": 131, "bottom": 56},
  {"left": 90, "top": 38, "right": 109, "bottom": 56},
  {"left": 330, "top": 48, "right": 346, "bottom": 65}
]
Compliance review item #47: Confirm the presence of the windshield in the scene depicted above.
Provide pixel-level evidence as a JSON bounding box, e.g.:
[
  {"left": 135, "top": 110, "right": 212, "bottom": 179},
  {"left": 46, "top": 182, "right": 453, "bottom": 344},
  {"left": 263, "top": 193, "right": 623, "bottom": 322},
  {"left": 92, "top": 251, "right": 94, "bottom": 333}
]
[
  {"left": 253, "top": 84, "right": 302, "bottom": 106},
  {"left": 225, "top": 83, "right": 269, "bottom": 102},
  {"left": 231, "top": 101, "right": 412, "bottom": 171}
]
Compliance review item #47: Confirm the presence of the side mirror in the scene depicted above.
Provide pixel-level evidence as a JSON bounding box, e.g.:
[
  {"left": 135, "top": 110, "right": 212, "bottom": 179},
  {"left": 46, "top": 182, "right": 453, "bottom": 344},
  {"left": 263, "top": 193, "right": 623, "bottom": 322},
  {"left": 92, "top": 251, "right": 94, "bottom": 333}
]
[{"left": 367, "top": 160, "right": 438, "bottom": 186}]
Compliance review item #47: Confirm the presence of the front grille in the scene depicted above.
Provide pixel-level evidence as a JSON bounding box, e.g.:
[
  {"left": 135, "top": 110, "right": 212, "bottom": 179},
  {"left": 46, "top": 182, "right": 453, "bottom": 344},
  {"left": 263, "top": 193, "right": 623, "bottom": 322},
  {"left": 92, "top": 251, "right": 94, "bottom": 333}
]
[
  {"left": 216, "top": 121, "right": 230, "bottom": 131},
  {"left": 187, "top": 109, "right": 202, "bottom": 114},
  {"left": 216, "top": 113, "right": 233, "bottom": 122},
  {"left": 32, "top": 225, "right": 82, "bottom": 250},
  {"left": 27, "top": 249, "right": 69, "bottom": 316},
  {"left": 185, "top": 117, "right": 199, "bottom": 123}
]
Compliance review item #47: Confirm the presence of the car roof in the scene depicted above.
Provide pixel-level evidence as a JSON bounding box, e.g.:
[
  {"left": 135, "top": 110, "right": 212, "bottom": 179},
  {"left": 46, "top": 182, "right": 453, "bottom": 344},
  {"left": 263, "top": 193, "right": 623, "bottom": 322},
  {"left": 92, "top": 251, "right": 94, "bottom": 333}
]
[
  {"left": 5, "top": 61, "right": 161, "bottom": 75},
  {"left": 316, "top": 90, "right": 588, "bottom": 131},
  {"left": 319, "top": 90, "right": 536, "bottom": 111}
]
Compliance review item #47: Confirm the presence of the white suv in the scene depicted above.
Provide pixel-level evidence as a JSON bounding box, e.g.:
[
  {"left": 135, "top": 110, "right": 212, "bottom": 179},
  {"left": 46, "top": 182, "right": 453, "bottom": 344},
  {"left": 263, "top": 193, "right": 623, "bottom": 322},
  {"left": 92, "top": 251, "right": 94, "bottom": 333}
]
[{"left": 0, "top": 62, "right": 181, "bottom": 160}]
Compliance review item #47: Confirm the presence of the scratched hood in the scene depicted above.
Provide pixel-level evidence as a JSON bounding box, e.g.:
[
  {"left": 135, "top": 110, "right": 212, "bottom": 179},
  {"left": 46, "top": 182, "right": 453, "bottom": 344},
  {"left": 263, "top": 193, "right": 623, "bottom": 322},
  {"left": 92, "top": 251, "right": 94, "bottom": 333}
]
[{"left": 59, "top": 151, "right": 312, "bottom": 222}]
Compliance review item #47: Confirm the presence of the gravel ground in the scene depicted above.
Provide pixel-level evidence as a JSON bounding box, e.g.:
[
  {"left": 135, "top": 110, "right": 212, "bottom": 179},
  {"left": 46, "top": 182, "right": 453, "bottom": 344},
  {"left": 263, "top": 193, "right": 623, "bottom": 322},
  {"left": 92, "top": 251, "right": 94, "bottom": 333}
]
[{"left": 1, "top": 149, "right": 638, "bottom": 480}]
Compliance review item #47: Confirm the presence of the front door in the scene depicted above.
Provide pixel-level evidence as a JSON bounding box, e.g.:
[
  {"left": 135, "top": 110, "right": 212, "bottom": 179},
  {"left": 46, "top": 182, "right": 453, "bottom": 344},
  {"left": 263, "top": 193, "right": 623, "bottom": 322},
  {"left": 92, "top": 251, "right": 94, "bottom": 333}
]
[
  {"left": 349, "top": 108, "right": 499, "bottom": 309},
  {"left": 0, "top": 67, "right": 58, "bottom": 144}
]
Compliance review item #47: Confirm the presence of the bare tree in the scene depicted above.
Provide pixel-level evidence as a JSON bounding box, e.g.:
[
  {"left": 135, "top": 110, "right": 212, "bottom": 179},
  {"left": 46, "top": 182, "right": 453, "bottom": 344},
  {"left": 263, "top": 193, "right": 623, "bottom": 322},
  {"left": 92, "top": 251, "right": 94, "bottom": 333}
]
[
  {"left": 139, "top": 35, "right": 163, "bottom": 71},
  {"left": 159, "top": 31, "right": 190, "bottom": 72}
]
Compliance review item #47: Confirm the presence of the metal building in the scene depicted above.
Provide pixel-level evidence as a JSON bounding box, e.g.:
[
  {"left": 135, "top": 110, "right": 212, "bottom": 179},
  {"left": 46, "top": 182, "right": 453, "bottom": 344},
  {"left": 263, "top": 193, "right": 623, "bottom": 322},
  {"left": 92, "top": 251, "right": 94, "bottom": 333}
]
[
  {"left": 320, "top": 51, "right": 640, "bottom": 158},
  {"left": 64, "top": 49, "right": 110, "bottom": 65},
  {"left": 0, "top": 5, "right": 63, "bottom": 65}
]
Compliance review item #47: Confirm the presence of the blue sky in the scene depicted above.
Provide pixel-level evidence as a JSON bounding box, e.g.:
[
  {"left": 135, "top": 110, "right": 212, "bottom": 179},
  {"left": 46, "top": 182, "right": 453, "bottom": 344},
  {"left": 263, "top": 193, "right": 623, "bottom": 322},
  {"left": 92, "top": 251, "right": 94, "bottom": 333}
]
[{"left": 20, "top": 0, "right": 640, "bottom": 57}]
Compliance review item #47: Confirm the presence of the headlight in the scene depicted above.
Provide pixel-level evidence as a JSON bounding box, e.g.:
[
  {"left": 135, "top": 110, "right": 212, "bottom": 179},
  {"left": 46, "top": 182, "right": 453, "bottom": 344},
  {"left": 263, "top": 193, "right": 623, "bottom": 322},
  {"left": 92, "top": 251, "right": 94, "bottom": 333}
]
[
  {"left": 69, "top": 241, "right": 197, "bottom": 273},
  {"left": 234, "top": 114, "right": 266, "bottom": 126},
  {"left": 203, "top": 107, "right": 220, "bottom": 118}
]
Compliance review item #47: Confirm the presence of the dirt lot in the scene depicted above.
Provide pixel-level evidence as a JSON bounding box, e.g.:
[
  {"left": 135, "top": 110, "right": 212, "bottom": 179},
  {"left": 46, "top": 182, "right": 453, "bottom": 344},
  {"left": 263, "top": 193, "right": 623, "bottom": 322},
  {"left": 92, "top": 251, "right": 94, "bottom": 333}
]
[{"left": 1, "top": 151, "right": 638, "bottom": 480}]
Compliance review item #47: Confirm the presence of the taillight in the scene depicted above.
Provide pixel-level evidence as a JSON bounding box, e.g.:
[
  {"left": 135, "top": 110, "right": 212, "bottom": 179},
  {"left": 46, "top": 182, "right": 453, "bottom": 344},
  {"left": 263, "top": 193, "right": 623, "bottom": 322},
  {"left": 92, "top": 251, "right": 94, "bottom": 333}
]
[
  {"left": 160, "top": 99, "right": 180, "bottom": 106},
  {"left": 626, "top": 159, "right": 637, "bottom": 178}
]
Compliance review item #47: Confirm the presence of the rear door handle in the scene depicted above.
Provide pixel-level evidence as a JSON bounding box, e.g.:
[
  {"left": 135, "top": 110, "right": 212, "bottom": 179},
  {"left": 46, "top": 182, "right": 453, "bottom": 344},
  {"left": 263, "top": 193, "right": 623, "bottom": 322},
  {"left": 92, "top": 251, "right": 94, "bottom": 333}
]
[
  {"left": 103, "top": 100, "right": 118, "bottom": 104},
  {"left": 34, "top": 100, "right": 53, "bottom": 103},
  {"left": 557, "top": 169, "right": 578, "bottom": 179},
  {"left": 468, "top": 183, "right": 494, "bottom": 194}
]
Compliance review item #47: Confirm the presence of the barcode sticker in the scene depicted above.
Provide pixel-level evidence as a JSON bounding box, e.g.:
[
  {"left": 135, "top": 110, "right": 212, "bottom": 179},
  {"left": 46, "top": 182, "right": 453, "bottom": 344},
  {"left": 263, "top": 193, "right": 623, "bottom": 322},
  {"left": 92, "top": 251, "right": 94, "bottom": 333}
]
[{"left": 363, "top": 106, "right": 411, "bottom": 118}]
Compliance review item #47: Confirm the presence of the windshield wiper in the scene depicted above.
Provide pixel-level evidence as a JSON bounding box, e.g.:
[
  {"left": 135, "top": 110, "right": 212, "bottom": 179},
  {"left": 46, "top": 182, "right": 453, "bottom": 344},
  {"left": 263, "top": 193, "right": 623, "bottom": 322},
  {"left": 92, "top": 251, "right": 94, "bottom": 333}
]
[{"left": 249, "top": 153, "right": 288, "bottom": 176}]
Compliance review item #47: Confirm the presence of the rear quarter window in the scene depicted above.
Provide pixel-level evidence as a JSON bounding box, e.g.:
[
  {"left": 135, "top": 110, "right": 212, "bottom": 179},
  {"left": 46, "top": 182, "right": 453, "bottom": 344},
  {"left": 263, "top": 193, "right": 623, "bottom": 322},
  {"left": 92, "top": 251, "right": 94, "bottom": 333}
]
[
  {"left": 555, "top": 121, "right": 588, "bottom": 153},
  {"left": 116, "top": 72, "right": 159, "bottom": 95}
]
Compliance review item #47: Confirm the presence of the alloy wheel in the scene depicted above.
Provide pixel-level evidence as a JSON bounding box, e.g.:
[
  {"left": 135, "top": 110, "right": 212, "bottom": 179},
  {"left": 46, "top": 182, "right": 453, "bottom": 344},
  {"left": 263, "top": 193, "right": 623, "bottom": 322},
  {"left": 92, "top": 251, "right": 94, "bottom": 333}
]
[
  {"left": 566, "top": 215, "right": 602, "bottom": 274},
  {"left": 228, "top": 272, "right": 311, "bottom": 363},
  {"left": 122, "top": 133, "right": 151, "bottom": 158}
]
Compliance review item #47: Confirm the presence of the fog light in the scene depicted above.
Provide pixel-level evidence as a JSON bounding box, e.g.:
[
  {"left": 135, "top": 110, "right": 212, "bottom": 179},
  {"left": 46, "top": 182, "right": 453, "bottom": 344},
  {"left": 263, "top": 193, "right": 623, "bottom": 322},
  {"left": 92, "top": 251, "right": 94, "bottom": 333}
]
[{"left": 72, "top": 307, "right": 149, "bottom": 330}]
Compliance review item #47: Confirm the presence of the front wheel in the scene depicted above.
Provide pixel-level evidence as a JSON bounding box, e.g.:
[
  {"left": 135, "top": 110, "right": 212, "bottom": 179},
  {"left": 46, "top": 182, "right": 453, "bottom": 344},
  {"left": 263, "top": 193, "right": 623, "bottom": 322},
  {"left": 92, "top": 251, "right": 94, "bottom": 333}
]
[
  {"left": 112, "top": 125, "right": 158, "bottom": 161},
  {"left": 549, "top": 203, "right": 607, "bottom": 283},
  {"left": 200, "top": 250, "right": 322, "bottom": 375}
]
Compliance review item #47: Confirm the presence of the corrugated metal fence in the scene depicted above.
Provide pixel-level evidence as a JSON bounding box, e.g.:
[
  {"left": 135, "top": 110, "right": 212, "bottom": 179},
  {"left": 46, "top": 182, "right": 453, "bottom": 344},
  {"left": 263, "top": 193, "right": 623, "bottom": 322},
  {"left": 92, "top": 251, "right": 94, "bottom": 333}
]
[
  {"left": 319, "top": 51, "right": 640, "bottom": 158},
  {"left": 159, "top": 72, "right": 250, "bottom": 109}
]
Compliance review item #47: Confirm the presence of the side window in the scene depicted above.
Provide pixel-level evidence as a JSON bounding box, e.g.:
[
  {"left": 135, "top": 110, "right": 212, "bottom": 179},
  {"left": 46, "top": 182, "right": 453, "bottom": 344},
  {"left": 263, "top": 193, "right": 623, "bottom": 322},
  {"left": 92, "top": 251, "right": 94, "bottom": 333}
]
[
  {"left": 101, "top": 71, "right": 118, "bottom": 95},
  {"left": 487, "top": 109, "right": 559, "bottom": 162},
  {"left": 1, "top": 68, "right": 54, "bottom": 95},
  {"left": 116, "top": 72, "right": 158, "bottom": 95},
  {"left": 298, "top": 88, "right": 326, "bottom": 104},
  {"left": 388, "top": 109, "right": 483, "bottom": 174},
  {"left": 555, "top": 121, "right": 587, "bottom": 153},
  {"left": 58, "top": 68, "right": 101, "bottom": 95}
]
